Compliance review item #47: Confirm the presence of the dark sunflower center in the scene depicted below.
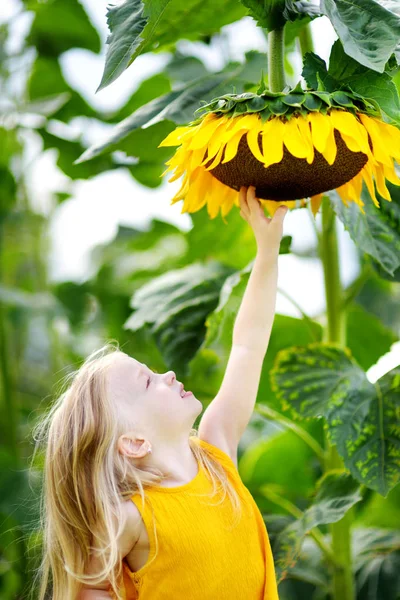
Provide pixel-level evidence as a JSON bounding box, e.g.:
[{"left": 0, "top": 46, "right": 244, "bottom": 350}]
[{"left": 205, "top": 129, "right": 369, "bottom": 200}]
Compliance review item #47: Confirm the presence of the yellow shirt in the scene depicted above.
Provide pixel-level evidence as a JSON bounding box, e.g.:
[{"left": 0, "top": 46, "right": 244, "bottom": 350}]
[{"left": 113, "top": 436, "right": 279, "bottom": 599}]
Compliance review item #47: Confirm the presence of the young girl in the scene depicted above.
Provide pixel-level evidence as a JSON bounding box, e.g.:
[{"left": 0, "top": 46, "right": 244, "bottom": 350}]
[{"left": 31, "top": 186, "right": 288, "bottom": 600}]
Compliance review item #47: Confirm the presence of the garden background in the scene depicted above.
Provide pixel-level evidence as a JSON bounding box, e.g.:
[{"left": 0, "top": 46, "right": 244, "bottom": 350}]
[{"left": 1, "top": 0, "right": 400, "bottom": 599}]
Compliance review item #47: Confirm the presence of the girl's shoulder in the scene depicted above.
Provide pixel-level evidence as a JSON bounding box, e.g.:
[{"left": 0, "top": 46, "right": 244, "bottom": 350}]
[{"left": 119, "top": 499, "right": 144, "bottom": 557}]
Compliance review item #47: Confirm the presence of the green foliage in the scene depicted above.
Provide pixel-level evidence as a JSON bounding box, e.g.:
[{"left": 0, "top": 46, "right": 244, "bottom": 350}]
[
  {"left": 271, "top": 343, "right": 400, "bottom": 496},
  {"left": 273, "top": 471, "right": 363, "bottom": 583},
  {"left": 320, "top": 0, "right": 400, "bottom": 73},
  {"left": 329, "top": 182, "right": 400, "bottom": 278},
  {"left": 26, "top": 0, "right": 101, "bottom": 56},
  {"left": 98, "top": 0, "right": 247, "bottom": 90},
  {"left": 125, "top": 261, "right": 236, "bottom": 372},
  {"left": 239, "top": 0, "right": 320, "bottom": 32},
  {"left": 302, "top": 41, "right": 400, "bottom": 125},
  {"left": 78, "top": 51, "right": 268, "bottom": 162}
]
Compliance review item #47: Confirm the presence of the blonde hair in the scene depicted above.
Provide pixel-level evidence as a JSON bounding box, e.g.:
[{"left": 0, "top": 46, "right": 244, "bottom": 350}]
[{"left": 29, "top": 342, "right": 242, "bottom": 600}]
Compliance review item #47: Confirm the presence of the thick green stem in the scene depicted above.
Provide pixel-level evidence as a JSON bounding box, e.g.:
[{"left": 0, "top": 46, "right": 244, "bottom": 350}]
[
  {"left": 319, "top": 196, "right": 355, "bottom": 600},
  {"left": 299, "top": 22, "right": 356, "bottom": 599},
  {"left": 268, "top": 28, "right": 286, "bottom": 92}
]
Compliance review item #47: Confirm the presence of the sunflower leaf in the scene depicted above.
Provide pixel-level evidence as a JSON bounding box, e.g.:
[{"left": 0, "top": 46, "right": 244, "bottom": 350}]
[
  {"left": 270, "top": 343, "right": 400, "bottom": 496},
  {"left": 273, "top": 471, "right": 363, "bottom": 583},
  {"left": 330, "top": 182, "right": 400, "bottom": 277},
  {"left": 321, "top": 0, "right": 400, "bottom": 73},
  {"left": 302, "top": 52, "right": 338, "bottom": 92},
  {"left": 77, "top": 53, "right": 267, "bottom": 163},
  {"left": 328, "top": 39, "right": 400, "bottom": 125},
  {"left": 98, "top": 0, "right": 247, "bottom": 90}
]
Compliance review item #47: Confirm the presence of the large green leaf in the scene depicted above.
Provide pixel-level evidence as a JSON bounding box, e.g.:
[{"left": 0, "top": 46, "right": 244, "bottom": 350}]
[
  {"left": 38, "top": 129, "right": 118, "bottom": 180},
  {"left": 124, "top": 261, "right": 236, "bottom": 372},
  {"left": 345, "top": 302, "right": 398, "bottom": 371},
  {"left": 328, "top": 40, "right": 400, "bottom": 125},
  {"left": 98, "top": 0, "right": 247, "bottom": 90},
  {"left": 321, "top": 0, "right": 400, "bottom": 73},
  {"left": 302, "top": 42, "right": 400, "bottom": 125},
  {"left": 25, "top": 0, "right": 101, "bottom": 56},
  {"left": 77, "top": 51, "right": 267, "bottom": 163},
  {"left": 28, "top": 57, "right": 97, "bottom": 121},
  {"left": 270, "top": 343, "right": 400, "bottom": 496},
  {"left": 272, "top": 471, "right": 363, "bottom": 583},
  {"left": 188, "top": 258, "right": 322, "bottom": 405},
  {"left": 329, "top": 183, "right": 400, "bottom": 278},
  {"left": 238, "top": 430, "right": 317, "bottom": 499},
  {"left": 239, "top": 0, "right": 320, "bottom": 31},
  {"left": 353, "top": 528, "right": 400, "bottom": 600}
]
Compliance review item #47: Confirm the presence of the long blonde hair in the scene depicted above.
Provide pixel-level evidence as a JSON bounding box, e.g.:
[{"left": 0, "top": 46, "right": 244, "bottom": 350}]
[{"left": 29, "top": 342, "right": 242, "bottom": 600}]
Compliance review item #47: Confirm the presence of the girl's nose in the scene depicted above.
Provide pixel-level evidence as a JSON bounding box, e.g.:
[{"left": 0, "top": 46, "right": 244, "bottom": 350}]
[{"left": 165, "top": 371, "right": 176, "bottom": 384}]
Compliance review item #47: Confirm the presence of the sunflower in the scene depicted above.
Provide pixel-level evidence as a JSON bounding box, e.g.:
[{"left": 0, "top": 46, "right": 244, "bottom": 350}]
[{"left": 158, "top": 90, "right": 400, "bottom": 222}]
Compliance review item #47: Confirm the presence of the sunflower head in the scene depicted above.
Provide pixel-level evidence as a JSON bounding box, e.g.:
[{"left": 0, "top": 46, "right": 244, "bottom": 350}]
[{"left": 159, "top": 86, "right": 400, "bottom": 220}]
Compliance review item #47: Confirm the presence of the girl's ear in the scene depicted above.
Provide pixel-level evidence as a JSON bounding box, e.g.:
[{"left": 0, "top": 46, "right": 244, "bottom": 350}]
[{"left": 117, "top": 434, "right": 150, "bottom": 458}]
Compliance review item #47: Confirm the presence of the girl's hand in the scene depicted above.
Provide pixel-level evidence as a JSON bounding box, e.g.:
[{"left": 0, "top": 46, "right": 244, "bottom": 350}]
[{"left": 239, "top": 185, "right": 288, "bottom": 259}]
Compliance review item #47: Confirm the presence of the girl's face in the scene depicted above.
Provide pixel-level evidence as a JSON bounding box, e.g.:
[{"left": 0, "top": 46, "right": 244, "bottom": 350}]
[{"left": 108, "top": 353, "right": 202, "bottom": 438}]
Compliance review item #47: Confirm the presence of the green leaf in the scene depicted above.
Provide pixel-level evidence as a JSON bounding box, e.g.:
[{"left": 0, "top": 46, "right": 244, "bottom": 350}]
[
  {"left": 270, "top": 343, "right": 400, "bottom": 495},
  {"left": 28, "top": 57, "right": 96, "bottom": 121},
  {"left": 124, "top": 262, "right": 236, "bottom": 371},
  {"left": 38, "top": 129, "right": 118, "bottom": 180},
  {"left": 346, "top": 303, "right": 398, "bottom": 371},
  {"left": 240, "top": 0, "right": 320, "bottom": 31},
  {"left": 353, "top": 528, "right": 400, "bottom": 600},
  {"left": 329, "top": 183, "right": 400, "bottom": 278},
  {"left": 301, "top": 52, "right": 338, "bottom": 92},
  {"left": 98, "top": 0, "right": 247, "bottom": 90},
  {"left": 321, "top": 0, "right": 400, "bottom": 73},
  {"left": 77, "top": 52, "right": 267, "bottom": 163},
  {"left": 273, "top": 471, "right": 363, "bottom": 582},
  {"left": 328, "top": 39, "right": 400, "bottom": 125},
  {"left": 26, "top": 0, "right": 101, "bottom": 56}
]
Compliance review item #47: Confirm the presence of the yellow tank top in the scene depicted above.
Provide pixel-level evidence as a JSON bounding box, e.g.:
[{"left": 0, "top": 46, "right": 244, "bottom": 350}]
[{"left": 112, "top": 436, "right": 279, "bottom": 599}]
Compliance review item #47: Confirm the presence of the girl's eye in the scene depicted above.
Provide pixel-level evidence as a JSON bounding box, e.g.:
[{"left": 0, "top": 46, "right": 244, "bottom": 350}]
[{"left": 147, "top": 377, "right": 150, "bottom": 389}]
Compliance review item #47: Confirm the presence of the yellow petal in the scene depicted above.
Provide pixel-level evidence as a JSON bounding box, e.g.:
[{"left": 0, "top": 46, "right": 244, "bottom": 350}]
[
  {"left": 296, "top": 115, "right": 314, "bottom": 164},
  {"left": 375, "top": 165, "right": 391, "bottom": 200},
  {"left": 358, "top": 114, "right": 392, "bottom": 167},
  {"left": 158, "top": 125, "right": 194, "bottom": 147},
  {"left": 190, "top": 147, "right": 206, "bottom": 172},
  {"left": 383, "top": 160, "right": 400, "bottom": 186},
  {"left": 373, "top": 119, "right": 400, "bottom": 162},
  {"left": 221, "top": 130, "right": 244, "bottom": 163},
  {"left": 283, "top": 117, "right": 309, "bottom": 159},
  {"left": 262, "top": 118, "right": 284, "bottom": 167},
  {"left": 206, "top": 175, "right": 222, "bottom": 219},
  {"left": 308, "top": 111, "right": 332, "bottom": 153},
  {"left": 246, "top": 128, "right": 265, "bottom": 163},
  {"left": 188, "top": 116, "right": 226, "bottom": 151},
  {"left": 204, "top": 144, "right": 225, "bottom": 170},
  {"left": 330, "top": 110, "right": 370, "bottom": 155},
  {"left": 335, "top": 182, "right": 350, "bottom": 207},
  {"left": 167, "top": 164, "right": 186, "bottom": 182},
  {"left": 310, "top": 193, "right": 323, "bottom": 216},
  {"left": 320, "top": 125, "right": 337, "bottom": 165},
  {"left": 360, "top": 161, "right": 380, "bottom": 208}
]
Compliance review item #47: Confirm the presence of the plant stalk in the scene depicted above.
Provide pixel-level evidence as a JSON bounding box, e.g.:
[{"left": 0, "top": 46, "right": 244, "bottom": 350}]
[
  {"left": 319, "top": 196, "right": 355, "bottom": 600},
  {"left": 299, "top": 23, "right": 356, "bottom": 599},
  {"left": 268, "top": 28, "right": 286, "bottom": 92}
]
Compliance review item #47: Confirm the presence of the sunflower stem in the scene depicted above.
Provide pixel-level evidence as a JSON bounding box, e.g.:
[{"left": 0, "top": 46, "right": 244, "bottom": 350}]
[
  {"left": 319, "top": 195, "right": 355, "bottom": 600},
  {"left": 267, "top": 27, "right": 286, "bottom": 92}
]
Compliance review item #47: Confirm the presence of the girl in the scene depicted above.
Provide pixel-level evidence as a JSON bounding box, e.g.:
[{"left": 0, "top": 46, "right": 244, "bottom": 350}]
[{"left": 31, "top": 186, "right": 288, "bottom": 600}]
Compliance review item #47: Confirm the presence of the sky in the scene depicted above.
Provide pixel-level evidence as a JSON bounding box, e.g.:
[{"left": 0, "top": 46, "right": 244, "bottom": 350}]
[{"left": 1, "top": 0, "right": 399, "bottom": 381}]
